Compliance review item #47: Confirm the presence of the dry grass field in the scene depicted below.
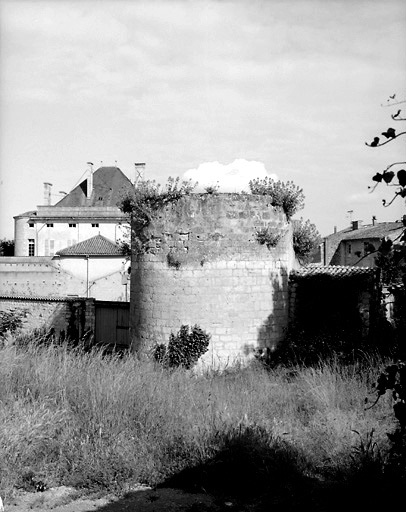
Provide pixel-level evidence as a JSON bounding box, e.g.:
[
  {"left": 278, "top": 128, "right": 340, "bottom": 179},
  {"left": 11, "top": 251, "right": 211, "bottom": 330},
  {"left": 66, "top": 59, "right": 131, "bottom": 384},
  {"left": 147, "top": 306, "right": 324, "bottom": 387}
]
[{"left": 0, "top": 338, "right": 401, "bottom": 510}]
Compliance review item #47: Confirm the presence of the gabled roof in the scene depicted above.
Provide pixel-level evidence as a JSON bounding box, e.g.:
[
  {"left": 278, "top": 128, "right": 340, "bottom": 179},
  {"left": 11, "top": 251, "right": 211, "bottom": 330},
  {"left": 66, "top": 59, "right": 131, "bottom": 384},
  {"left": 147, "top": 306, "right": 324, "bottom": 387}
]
[
  {"left": 325, "top": 221, "right": 403, "bottom": 242},
  {"left": 340, "top": 222, "right": 404, "bottom": 241},
  {"left": 54, "top": 167, "right": 133, "bottom": 208},
  {"left": 291, "top": 264, "right": 377, "bottom": 280},
  {"left": 56, "top": 235, "right": 122, "bottom": 256}
]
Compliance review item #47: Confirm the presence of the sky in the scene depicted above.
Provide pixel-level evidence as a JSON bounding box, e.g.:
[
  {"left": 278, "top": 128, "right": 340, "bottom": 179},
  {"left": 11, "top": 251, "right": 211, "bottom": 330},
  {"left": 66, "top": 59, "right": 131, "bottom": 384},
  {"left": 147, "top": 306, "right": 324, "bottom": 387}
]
[{"left": 0, "top": 0, "right": 405, "bottom": 240}]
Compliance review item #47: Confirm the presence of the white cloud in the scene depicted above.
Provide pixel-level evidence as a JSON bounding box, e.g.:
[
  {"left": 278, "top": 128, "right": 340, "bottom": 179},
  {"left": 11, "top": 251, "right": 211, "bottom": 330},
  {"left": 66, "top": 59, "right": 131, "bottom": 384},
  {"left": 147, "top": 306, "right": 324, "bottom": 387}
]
[{"left": 182, "top": 159, "right": 278, "bottom": 193}]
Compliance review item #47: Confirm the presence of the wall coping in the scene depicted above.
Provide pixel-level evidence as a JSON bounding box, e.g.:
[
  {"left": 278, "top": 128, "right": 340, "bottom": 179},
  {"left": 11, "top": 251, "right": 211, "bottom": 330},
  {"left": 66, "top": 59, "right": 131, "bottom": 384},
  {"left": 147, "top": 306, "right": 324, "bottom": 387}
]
[{"left": 0, "top": 294, "right": 89, "bottom": 302}]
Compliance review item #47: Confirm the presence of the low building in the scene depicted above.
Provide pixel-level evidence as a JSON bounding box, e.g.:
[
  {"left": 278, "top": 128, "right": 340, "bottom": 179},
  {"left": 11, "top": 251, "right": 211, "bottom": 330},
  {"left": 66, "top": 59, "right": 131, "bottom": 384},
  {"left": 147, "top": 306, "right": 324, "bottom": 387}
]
[{"left": 322, "top": 220, "right": 404, "bottom": 267}]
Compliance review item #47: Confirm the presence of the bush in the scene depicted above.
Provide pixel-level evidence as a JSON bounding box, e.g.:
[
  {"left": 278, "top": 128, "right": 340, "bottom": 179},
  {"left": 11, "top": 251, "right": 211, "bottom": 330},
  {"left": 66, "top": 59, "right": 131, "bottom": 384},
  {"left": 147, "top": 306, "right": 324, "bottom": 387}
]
[
  {"left": 249, "top": 177, "right": 305, "bottom": 220},
  {"left": 153, "top": 324, "right": 211, "bottom": 369},
  {"left": 292, "top": 218, "right": 321, "bottom": 263}
]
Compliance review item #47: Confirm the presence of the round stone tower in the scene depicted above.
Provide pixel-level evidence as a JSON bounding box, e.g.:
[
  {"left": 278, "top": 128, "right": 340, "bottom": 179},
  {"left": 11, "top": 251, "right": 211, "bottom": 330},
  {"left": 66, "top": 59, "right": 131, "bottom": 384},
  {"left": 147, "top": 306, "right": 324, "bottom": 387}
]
[{"left": 130, "top": 193, "right": 294, "bottom": 366}]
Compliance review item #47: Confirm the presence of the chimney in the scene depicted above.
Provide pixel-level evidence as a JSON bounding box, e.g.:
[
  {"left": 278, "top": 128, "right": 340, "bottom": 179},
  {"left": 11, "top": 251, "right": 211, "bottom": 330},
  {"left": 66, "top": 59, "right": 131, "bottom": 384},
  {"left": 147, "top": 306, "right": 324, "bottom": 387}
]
[
  {"left": 334, "top": 226, "right": 337, "bottom": 234},
  {"left": 351, "top": 220, "right": 362, "bottom": 230},
  {"left": 86, "top": 162, "right": 94, "bottom": 199},
  {"left": 134, "top": 162, "right": 146, "bottom": 186},
  {"left": 43, "top": 182, "right": 53, "bottom": 205},
  {"left": 372, "top": 215, "right": 376, "bottom": 226}
]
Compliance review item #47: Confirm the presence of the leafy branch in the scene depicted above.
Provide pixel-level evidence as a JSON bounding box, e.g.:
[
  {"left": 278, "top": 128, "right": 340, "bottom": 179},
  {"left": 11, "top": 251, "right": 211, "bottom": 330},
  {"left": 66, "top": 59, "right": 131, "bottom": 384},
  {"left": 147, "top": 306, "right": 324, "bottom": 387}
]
[{"left": 366, "top": 94, "right": 406, "bottom": 208}]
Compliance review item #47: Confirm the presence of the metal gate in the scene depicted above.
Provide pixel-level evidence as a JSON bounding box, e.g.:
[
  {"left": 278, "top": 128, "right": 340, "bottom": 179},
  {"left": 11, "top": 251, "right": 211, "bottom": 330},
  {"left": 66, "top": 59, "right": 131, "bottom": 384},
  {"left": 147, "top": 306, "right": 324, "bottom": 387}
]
[{"left": 95, "top": 301, "right": 130, "bottom": 348}]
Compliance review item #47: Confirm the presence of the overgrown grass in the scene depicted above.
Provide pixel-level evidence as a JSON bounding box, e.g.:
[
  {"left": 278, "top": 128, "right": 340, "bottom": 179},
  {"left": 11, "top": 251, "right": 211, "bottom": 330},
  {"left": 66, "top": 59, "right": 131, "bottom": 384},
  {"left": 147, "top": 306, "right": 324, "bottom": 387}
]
[{"left": 0, "top": 339, "right": 397, "bottom": 503}]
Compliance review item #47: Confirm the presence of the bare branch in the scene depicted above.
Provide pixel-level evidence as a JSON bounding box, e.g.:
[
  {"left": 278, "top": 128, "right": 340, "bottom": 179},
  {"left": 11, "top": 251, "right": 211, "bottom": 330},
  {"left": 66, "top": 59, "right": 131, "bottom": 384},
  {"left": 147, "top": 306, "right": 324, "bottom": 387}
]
[{"left": 381, "top": 99, "right": 406, "bottom": 108}]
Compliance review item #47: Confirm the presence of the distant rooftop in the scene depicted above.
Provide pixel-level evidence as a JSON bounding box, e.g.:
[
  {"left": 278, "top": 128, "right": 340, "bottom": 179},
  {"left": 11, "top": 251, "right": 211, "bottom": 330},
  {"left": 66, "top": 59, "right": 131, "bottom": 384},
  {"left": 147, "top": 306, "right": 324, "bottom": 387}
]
[
  {"left": 54, "top": 166, "right": 133, "bottom": 208},
  {"left": 325, "top": 221, "right": 403, "bottom": 241},
  {"left": 56, "top": 234, "right": 122, "bottom": 256}
]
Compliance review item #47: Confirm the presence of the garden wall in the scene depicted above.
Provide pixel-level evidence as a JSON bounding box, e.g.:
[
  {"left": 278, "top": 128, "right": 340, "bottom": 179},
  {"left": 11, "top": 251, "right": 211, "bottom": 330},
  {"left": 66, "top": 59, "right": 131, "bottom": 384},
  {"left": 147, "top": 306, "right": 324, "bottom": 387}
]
[
  {"left": 0, "top": 295, "right": 95, "bottom": 341},
  {"left": 130, "top": 193, "right": 295, "bottom": 366},
  {"left": 0, "top": 256, "right": 128, "bottom": 301}
]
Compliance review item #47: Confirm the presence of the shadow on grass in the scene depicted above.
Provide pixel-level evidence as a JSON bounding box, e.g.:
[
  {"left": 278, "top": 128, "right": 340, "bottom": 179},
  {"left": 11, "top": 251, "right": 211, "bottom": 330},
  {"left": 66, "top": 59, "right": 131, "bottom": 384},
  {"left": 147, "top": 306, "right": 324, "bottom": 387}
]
[{"left": 88, "top": 424, "right": 402, "bottom": 512}]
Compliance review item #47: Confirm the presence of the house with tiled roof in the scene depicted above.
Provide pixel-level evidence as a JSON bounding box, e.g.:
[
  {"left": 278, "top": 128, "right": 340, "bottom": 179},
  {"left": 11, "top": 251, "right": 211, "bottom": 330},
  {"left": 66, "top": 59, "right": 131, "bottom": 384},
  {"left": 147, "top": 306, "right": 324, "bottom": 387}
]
[
  {"left": 322, "top": 220, "right": 404, "bottom": 267},
  {"left": 4, "top": 165, "right": 134, "bottom": 301},
  {"left": 53, "top": 235, "right": 130, "bottom": 300},
  {"left": 14, "top": 165, "right": 134, "bottom": 257}
]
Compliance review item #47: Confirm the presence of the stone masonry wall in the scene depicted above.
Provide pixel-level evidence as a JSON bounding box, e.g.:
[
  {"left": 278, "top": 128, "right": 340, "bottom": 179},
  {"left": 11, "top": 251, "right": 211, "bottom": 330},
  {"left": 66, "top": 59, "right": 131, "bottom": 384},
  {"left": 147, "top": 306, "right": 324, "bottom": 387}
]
[
  {"left": 130, "top": 193, "right": 294, "bottom": 366},
  {"left": 0, "top": 296, "right": 95, "bottom": 340}
]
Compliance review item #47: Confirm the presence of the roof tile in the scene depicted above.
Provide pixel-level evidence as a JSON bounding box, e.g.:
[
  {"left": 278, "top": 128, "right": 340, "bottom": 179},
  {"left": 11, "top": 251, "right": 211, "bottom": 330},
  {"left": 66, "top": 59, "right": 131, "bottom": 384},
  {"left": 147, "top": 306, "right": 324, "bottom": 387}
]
[
  {"left": 291, "top": 264, "right": 378, "bottom": 279},
  {"left": 56, "top": 235, "right": 122, "bottom": 256}
]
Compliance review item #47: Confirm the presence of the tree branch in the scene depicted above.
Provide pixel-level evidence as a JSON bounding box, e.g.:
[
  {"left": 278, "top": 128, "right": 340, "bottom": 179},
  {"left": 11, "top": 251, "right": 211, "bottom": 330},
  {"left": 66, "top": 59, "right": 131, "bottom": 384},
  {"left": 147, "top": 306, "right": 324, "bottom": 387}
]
[
  {"left": 353, "top": 249, "right": 379, "bottom": 266},
  {"left": 382, "top": 162, "right": 406, "bottom": 172},
  {"left": 365, "top": 131, "right": 406, "bottom": 147}
]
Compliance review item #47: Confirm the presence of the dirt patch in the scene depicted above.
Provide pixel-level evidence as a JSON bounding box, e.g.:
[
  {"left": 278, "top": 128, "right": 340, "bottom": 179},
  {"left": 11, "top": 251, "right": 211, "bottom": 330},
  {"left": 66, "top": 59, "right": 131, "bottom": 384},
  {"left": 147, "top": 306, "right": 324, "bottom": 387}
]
[{"left": 2, "top": 486, "right": 225, "bottom": 512}]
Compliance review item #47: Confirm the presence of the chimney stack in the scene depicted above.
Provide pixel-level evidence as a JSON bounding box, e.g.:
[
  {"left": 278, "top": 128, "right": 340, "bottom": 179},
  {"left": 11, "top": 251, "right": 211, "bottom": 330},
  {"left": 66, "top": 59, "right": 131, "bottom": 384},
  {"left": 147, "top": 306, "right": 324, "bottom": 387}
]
[
  {"left": 351, "top": 220, "right": 362, "bottom": 231},
  {"left": 86, "top": 162, "right": 94, "bottom": 199},
  {"left": 43, "top": 182, "right": 53, "bottom": 205},
  {"left": 334, "top": 226, "right": 337, "bottom": 234},
  {"left": 134, "top": 162, "right": 146, "bottom": 187},
  {"left": 372, "top": 215, "right": 376, "bottom": 226}
]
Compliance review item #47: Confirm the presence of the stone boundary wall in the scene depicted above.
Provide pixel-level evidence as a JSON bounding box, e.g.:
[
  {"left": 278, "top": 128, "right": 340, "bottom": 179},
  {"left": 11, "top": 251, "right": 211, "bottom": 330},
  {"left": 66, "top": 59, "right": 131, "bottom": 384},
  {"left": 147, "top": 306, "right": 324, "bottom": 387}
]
[
  {"left": 0, "top": 295, "right": 95, "bottom": 340},
  {"left": 130, "top": 193, "right": 294, "bottom": 366},
  {"left": 0, "top": 257, "right": 85, "bottom": 297},
  {"left": 0, "top": 257, "right": 128, "bottom": 301}
]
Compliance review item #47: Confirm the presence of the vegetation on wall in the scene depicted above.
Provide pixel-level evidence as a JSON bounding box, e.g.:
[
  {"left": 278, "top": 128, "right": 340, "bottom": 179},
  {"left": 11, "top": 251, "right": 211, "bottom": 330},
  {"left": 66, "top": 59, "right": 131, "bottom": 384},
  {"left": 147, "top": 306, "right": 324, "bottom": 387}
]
[
  {"left": 119, "top": 176, "right": 196, "bottom": 254},
  {"left": 248, "top": 177, "right": 305, "bottom": 220},
  {"left": 292, "top": 218, "right": 321, "bottom": 264},
  {"left": 255, "top": 226, "right": 283, "bottom": 249}
]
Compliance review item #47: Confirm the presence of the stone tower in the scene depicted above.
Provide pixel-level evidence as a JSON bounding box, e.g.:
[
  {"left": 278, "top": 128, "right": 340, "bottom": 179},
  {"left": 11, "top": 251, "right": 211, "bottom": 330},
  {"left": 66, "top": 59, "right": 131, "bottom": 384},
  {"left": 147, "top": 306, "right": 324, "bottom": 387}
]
[{"left": 130, "top": 193, "right": 294, "bottom": 366}]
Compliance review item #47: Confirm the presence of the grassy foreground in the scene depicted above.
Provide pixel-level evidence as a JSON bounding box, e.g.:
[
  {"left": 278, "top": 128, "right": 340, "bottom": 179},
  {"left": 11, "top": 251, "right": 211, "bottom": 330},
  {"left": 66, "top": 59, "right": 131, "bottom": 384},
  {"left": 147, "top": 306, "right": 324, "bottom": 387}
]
[{"left": 0, "top": 340, "right": 398, "bottom": 505}]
